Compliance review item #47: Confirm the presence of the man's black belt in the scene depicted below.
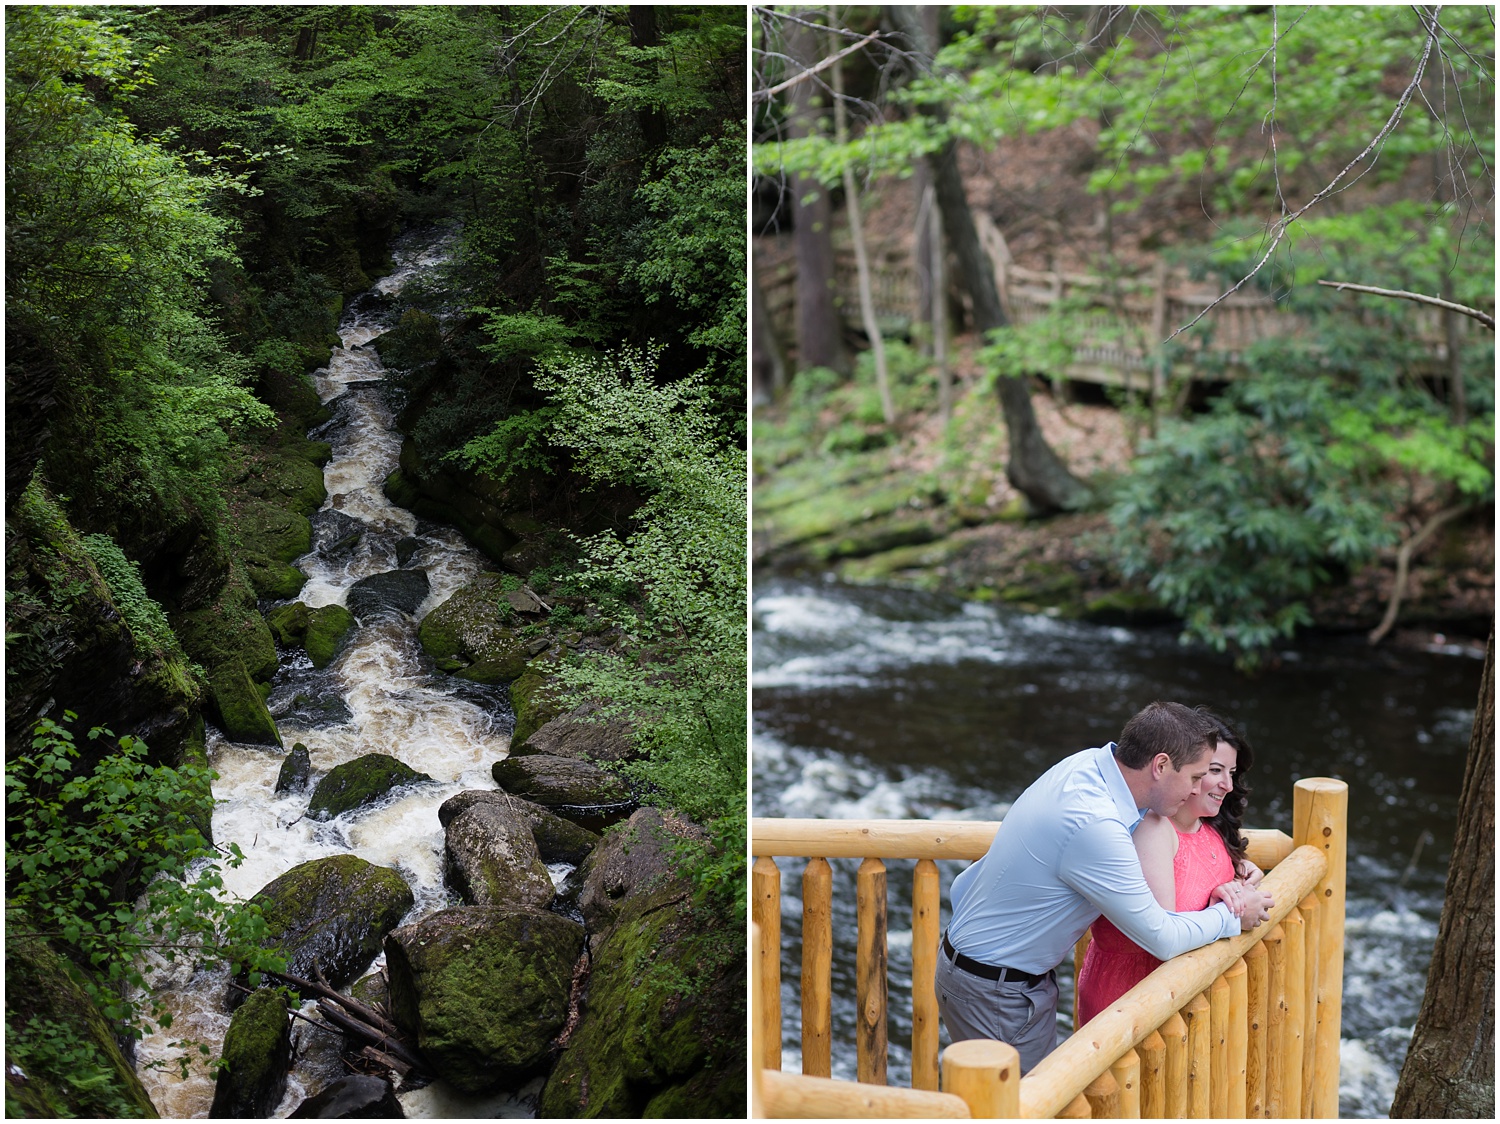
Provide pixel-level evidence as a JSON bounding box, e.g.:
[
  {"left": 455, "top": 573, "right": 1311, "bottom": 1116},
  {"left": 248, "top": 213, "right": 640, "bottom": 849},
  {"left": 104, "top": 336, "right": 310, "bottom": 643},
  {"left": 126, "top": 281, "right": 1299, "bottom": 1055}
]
[{"left": 942, "top": 933, "right": 1051, "bottom": 986}]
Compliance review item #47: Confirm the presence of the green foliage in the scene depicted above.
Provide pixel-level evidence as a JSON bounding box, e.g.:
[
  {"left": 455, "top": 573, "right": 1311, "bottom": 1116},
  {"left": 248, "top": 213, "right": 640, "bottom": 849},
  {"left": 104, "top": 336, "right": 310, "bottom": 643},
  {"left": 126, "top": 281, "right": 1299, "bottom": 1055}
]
[
  {"left": 536, "top": 347, "right": 746, "bottom": 922},
  {"left": 3, "top": 1013, "right": 144, "bottom": 1119},
  {"left": 5, "top": 713, "right": 283, "bottom": 1040},
  {"left": 453, "top": 407, "right": 561, "bottom": 486},
  {"left": 1108, "top": 360, "right": 1490, "bottom": 670},
  {"left": 79, "top": 534, "right": 182, "bottom": 659}
]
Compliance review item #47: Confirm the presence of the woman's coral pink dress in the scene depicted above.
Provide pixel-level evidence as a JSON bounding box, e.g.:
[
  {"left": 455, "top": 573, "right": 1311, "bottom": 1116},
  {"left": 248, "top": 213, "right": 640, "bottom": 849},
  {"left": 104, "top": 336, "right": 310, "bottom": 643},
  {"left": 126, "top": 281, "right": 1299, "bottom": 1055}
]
[{"left": 1075, "top": 822, "right": 1234, "bottom": 1027}]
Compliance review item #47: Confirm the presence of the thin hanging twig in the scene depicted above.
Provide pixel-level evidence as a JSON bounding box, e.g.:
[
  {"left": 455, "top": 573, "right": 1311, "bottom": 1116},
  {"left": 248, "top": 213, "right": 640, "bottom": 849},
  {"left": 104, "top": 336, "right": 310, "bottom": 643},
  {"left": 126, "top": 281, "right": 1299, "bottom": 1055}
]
[
  {"left": 754, "top": 30, "right": 882, "bottom": 102},
  {"left": 1317, "top": 280, "right": 1495, "bottom": 330}
]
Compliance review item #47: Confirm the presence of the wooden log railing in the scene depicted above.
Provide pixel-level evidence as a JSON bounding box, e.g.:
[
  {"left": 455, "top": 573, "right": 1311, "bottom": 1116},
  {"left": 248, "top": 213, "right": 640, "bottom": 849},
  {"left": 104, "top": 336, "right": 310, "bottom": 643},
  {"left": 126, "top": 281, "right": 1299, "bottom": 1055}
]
[{"left": 752, "top": 777, "right": 1348, "bottom": 1118}]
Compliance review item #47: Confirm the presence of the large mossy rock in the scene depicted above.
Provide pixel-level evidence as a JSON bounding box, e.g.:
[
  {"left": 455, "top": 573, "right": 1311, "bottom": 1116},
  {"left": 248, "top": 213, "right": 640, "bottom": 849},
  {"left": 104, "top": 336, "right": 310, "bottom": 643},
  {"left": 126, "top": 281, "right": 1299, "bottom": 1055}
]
[
  {"left": 346, "top": 570, "right": 430, "bottom": 622},
  {"left": 417, "top": 574, "right": 531, "bottom": 681},
  {"left": 251, "top": 855, "right": 414, "bottom": 991},
  {"left": 511, "top": 703, "right": 639, "bottom": 764},
  {"left": 438, "top": 790, "right": 599, "bottom": 865},
  {"left": 508, "top": 666, "right": 568, "bottom": 747},
  {"left": 443, "top": 803, "right": 555, "bottom": 910},
  {"left": 237, "top": 497, "right": 312, "bottom": 600},
  {"left": 307, "top": 753, "right": 433, "bottom": 820},
  {"left": 491, "top": 755, "right": 631, "bottom": 823},
  {"left": 208, "top": 657, "right": 282, "bottom": 747},
  {"left": 268, "top": 602, "right": 356, "bottom": 669},
  {"left": 3, "top": 931, "right": 159, "bottom": 1119},
  {"left": 209, "top": 987, "right": 291, "bottom": 1118},
  {"left": 381, "top": 438, "right": 520, "bottom": 567},
  {"left": 173, "top": 563, "right": 280, "bottom": 684},
  {"left": 577, "top": 808, "right": 707, "bottom": 934},
  {"left": 276, "top": 742, "right": 313, "bottom": 794},
  {"left": 385, "top": 907, "right": 585, "bottom": 1093},
  {"left": 537, "top": 879, "right": 745, "bottom": 1118}
]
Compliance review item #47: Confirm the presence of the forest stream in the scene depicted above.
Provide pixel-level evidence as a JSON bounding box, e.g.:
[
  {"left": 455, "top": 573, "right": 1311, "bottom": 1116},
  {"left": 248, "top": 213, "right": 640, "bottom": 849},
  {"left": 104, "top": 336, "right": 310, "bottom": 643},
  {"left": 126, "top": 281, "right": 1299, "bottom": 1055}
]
[
  {"left": 133, "top": 234, "right": 545, "bottom": 1118},
  {"left": 751, "top": 575, "right": 1484, "bottom": 1118}
]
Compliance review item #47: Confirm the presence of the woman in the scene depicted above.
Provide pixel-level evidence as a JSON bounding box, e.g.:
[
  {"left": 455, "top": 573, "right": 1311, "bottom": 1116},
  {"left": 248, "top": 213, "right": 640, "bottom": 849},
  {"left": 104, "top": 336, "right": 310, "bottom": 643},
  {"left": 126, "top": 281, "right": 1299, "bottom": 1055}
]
[{"left": 1074, "top": 710, "right": 1263, "bottom": 1026}]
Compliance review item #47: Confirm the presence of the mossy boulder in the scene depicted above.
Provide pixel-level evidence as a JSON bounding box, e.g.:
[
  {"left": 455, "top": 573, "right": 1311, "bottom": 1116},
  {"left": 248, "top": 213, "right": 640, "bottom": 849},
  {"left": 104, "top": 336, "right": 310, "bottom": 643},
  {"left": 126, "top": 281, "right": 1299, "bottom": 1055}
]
[
  {"left": 508, "top": 666, "right": 568, "bottom": 746},
  {"left": 304, "top": 605, "right": 356, "bottom": 667},
  {"left": 236, "top": 498, "right": 312, "bottom": 599},
  {"left": 208, "top": 658, "right": 282, "bottom": 747},
  {"left": 537, "top": 878, "right": 745, "bottom": 1118},
  {"left": 209, "top": 987, "right": 291, "bottom": 1119},
  {"left": 491, "top": 755, "right": 632, "bottom": 827},
  {"left": 3, "top": 930, "right": 159, "bottom": 1119},
  {"left": 276, "top": 742, "right": 313, "bottom": 794},
  {"left": 417, "top": 574, "right": 531, "bottom": 681},
  {"left": 444, "top": 803, "right": 555, "bottom": 910},
  {"left": 511, "top": 703, "right": 640, "bottom": 764},
  {"left": 384, "top": 906, "right": 585, "bottom": 1093},
  {"left": 173, "top": 563, "right": 279, "bottom": 683},
  {"left": 307, "top": 753, "right": 433, "bottom": 820},
  {"left": 266, "top": 601, "right": 312, "bottom": 647},
  {"left": 577, "top": 808, "right": 706, "bottom": 935},
  {"left": 237, "top": 453, "right": 327, "bottom": 519},
  {"left": 251, "top": 855, "right": 414, "bottom": 991},
  {"left": 438, "top": 790, "right": 600, "bottom": 866}
]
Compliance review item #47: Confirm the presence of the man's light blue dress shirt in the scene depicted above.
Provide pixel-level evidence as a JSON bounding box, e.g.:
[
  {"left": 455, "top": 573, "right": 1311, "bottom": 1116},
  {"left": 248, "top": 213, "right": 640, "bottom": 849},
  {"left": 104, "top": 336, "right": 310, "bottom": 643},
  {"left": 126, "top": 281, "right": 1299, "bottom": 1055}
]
[{"left": 947, "top": 743, "right": 1240, "bottom": 974}]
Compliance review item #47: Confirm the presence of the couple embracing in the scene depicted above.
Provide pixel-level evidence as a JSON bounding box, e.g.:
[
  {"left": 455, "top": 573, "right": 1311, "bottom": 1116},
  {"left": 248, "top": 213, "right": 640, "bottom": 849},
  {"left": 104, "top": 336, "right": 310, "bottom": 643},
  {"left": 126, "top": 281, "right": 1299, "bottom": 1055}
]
[{"left": 937, "top": 701, "right": 1273, "bottom": 1072}]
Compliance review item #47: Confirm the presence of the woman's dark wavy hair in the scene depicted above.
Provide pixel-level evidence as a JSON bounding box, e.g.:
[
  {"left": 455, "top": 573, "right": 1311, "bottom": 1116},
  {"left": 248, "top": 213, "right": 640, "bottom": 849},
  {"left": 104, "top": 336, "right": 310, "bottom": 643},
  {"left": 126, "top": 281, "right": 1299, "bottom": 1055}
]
[{"left": 1194, "top": 706, "right": 1254, "bottom": 873}]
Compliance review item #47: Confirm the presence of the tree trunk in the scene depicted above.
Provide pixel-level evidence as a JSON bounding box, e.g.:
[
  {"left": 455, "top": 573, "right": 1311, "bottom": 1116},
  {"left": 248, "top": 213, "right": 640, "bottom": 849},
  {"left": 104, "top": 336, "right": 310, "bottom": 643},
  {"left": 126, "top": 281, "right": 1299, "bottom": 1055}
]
[
  {"left": 786, "top": 11, "right": 848, "bottom": 374},
  {"left": 628, "top": 7, "right": 668, "bottom": 157},
  {"left": 1392, "top": 628, "right": 1495, "bottom": 1117},
  {"left": 752, "top": 251, "right": 789, "bottom": 405},
  {"left": 889, "top": 5, "right": 1089, "bottom": 513}
]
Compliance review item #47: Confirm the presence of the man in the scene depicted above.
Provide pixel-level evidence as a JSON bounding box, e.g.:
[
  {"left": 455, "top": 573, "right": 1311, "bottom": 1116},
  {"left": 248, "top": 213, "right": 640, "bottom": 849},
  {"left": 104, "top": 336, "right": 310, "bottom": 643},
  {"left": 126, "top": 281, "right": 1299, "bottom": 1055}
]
[{"left": 936, "top": 700, "right": 1274, "bottom": 1073}]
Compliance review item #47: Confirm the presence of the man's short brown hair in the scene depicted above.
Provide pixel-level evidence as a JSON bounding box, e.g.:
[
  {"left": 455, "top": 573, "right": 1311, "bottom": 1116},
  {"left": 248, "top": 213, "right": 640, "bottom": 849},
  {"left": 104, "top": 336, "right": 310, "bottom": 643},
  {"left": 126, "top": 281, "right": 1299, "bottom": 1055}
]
[{"left": 1115, "top": 701, "right": 1218, "bottom": 771}]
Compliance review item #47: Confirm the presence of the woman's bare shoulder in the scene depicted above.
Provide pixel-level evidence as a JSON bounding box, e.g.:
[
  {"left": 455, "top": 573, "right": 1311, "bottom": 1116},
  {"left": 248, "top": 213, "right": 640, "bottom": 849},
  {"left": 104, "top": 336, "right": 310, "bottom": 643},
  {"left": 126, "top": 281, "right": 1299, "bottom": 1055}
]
[{"left": 1134, "top": 812, "right": 1180, "bottom": 852}]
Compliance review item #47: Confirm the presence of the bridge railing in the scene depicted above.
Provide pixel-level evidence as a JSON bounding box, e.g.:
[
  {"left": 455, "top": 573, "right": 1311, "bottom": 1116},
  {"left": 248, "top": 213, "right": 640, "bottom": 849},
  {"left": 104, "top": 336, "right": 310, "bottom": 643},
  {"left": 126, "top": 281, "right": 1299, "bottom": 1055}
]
[{"left": 752, "top": 777, "right": 1348, "bottom": 1118}]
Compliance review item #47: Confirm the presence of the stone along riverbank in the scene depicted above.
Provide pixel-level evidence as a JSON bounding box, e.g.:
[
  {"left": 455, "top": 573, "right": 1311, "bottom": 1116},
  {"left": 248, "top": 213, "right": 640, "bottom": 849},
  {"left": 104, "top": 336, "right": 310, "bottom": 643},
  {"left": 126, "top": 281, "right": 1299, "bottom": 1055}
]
[{"left": 133, "top": 235, "right": 741, "bottom": 1118}]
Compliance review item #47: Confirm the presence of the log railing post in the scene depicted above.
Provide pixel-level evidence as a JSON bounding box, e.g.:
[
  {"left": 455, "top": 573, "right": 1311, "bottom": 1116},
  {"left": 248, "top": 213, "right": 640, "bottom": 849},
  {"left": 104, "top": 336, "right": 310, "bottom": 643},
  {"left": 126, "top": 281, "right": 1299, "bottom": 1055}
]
[
  {"left": 943, "top": 1038, "right": 1020, "bottom": 1118},
  {"left": 1057, "top": 1092, "right": 1092, "bottom": 1118},
  {"left": 1293, "top": 778, "right": 1348, "bottom": 1118},
  {"left": 1224, "top": 958, "right": 1248, "bottom": 1119},
  {"left": 1297, "top": 892, "right": 1322, "bottom": 1117},
  {"left": 1139, "top": 1030, "right": 1166, "bottom": 1118},
  {"left": 1111, "top": 1048, "right": 1141, "bottom": 1118},
  {"left": 856, "top": 857, "right": 889, "bottom": 1084},
  {"left": 802, "top": 857, "right": 833, "bottom": 1077},
  {"left": 753, "top": 857, "right": 782, "bottom": 1072},
  {"left": 1083, "top": 1070, "right": 1120, "bottom": 1118},
  {"left": 1282, "top": 907, "right": 1306, "bottom": 1118},
  {"left": 1161, "top": 1011, "right": 1188, "bottom": 1118},
  {"left": 912, "top": 858, "right": 942, "bottom": 1090},
  {"left": 1245, "top": 940, "right": 1268, "bottom": 1117},
  {"left": 1181, "top": 993, "right": 1211, "bottom": 1118},
  {"left": 752, "top": 921, "right": 765, "bottom": 1118},
  {"left": 1208, "top": 975, "right": 1230, "bottom": 1118},
  {"left": 1263, "top": 925, "right": 1287, "bottom": 1117}
]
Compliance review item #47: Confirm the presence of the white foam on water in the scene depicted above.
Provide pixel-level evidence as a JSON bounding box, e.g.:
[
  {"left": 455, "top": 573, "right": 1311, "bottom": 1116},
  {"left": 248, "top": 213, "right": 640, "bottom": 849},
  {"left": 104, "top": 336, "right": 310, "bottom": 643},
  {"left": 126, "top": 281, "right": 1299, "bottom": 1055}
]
[
  {"left": 398, "top": 1075, "right": 544, "bottom": 1118},
  {"left": 1339, "top": 1037, "right": 1400, "bottom": 1117}
]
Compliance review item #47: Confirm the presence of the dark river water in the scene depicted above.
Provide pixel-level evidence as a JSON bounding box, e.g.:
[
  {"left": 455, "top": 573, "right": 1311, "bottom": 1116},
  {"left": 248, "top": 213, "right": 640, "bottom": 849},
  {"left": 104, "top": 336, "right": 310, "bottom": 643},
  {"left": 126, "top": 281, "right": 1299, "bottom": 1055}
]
[{"left": 750, "top": 575, "right": 1484, "bottom": 1118}]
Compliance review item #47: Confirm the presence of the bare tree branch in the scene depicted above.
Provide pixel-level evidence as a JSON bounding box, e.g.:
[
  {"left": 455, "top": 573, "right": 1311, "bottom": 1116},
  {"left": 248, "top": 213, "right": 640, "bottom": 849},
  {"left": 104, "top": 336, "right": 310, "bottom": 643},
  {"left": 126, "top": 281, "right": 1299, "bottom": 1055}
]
[
  {"left": 1165, "top": 8, "right": 1441, "bottom": 343},
  {"left": 754, "top": 30, "right": 882, "bottom": 102},
  {"left": 1370, "top": 503, "right": 1477, "bottom": 646},
  {"left": 1317, "top": 279, "right": 1495, "bottom": 329}
]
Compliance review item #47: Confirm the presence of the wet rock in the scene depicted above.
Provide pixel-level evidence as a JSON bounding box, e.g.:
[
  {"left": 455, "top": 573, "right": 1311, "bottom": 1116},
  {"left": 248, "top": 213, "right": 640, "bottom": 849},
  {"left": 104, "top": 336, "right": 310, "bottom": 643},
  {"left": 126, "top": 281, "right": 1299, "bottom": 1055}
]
[
  {"left": 538, "top": 816, "right": 744, "bottom": 1118},
  {"left": 210, "top": 987, "right": 291, "bottom": 1118},
  {"left": 276, "top": 691, "right": 354, "bottom": 729},
  {"left": 511, "top": 703, "right": 639, "bottom": 764},
  {"left": 304, "top": 605, "right": 356, "bottom": 668},
  {"left": 313, "top": 510, "right": 366, "bottom": 556},
  {"left": 347, "top": 569, "right": 429, "bottom": 621},
  {"left": 385, "top": 906, "right": 585, "bottom": 1092},
  {"left": 508, "top": 665, "right": 567, "bottom": 745},
  {"left": 350, "top": 970, "right": 389, "bottom": 1013},
  {"left": 491, "top": 755, "right": 632, "bottom": 828},
  {"left": 289, "top": 1075, "right": 404, "bottom": 1118},
  {"left": 395, "top": 536, "right": 422, "bottom": 567},
  {"left": 308, "top": 753, "right": 433, "bottom": 820},
  {"left": 577, "top": 808, "right": 707, "bottom": 935},
  {"left": 237, "top": 498, "right": 312, "bottom": 600},
  {"left": 500, "top": 537, "right": 553, "bottom": 577},
  {"left": 173, "top": 564, "right": 279, "bottom": 682},
  {"left": 251, "top": 855, "right": 414, "bottom": 992},
  {"left": 438, "top": 790, "right": 600, "bottom": 865},
  {"left": 416, "top": 574, "right": 529, "bottom": 681},
  {"left": 444, "top": 803, "right": 555, "bottom": 909},
  {"left": 276, "top": 742, "right": 313, "bottom": 794},
  {"left": 267, "top": 601, "right": 312, "bottom": 646},
  {"left": 209, "top": 657, "right": 282, "bottom": 746}
]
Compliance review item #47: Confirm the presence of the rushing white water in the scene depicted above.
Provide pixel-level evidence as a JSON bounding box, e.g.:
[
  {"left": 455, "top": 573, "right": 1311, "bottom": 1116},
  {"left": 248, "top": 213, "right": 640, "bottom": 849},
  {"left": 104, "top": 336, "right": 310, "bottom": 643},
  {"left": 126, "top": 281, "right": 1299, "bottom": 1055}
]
[{"left": 135, "top": 232, "right": 542, "bottom": 1117}]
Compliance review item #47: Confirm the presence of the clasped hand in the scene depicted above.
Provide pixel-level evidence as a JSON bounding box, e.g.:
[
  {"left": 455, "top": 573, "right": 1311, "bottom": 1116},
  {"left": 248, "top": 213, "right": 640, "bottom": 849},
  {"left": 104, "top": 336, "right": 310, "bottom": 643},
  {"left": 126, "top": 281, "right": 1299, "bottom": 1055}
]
[{"left": 1210, "top": 878, "right": 1273, "bottom": 929}]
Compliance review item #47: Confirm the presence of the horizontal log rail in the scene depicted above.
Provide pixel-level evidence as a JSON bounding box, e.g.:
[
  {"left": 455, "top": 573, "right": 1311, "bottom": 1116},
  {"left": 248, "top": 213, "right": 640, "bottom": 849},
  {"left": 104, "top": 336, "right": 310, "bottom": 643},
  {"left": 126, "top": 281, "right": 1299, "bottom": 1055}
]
[{"left": 752, "top": 777, "right": 1349, "bottom": 1118}]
